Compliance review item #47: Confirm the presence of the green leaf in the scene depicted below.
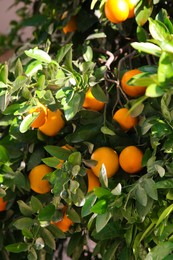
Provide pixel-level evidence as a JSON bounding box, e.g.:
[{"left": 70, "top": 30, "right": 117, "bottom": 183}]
[
  {"left": 149, "top": 18, "right": 169, "bottom": 41},
  {"left": 47, "top": 224, "right": 66, "bottom": 239},
  {"left": 81, "top": 193, "right": 97, "bottom": 217},
  {"left": 91, "top": 84, "right": 108, "bottom": 103},
  {"left": 101, "top": 126, "right": 116, "bottom": 136},
  {"left": 6, "top": 243, "right": 29, "bottom": 253},
  {"left": 102, "top": 241, "right": 120, "bottom": 260},
  {"left": 63, "top": 92, "right": 84, "bottom": 120},
  {"left": 17, "top": 200, "right": 33, "bottom": 217},
  {"left": 83, "top": 45, "right": 93, "bottom": 62},
  {"left": 66, "top": 207, "right": 81, "bottom": 223},
  {"left": 111, "top": 183, "right": 122, "bottom": 196},
  {"left": 56, "top": 44, "right": 73, "bottom": 64},
  {"left": 19, "top": 114, "right": 37, "bottom": 133},
  {"left": 44, "top": 145, "right": 71, "bottom": 160},
  {"left": 25, "top": 48, "right": 51, "bottom": 63},
  {"left": 15, "top": 58, "right": 23, "bottom": 77},
  {"left": 38, "top": 204, "right": 55, "bottom": 223},
  {"left": 156, "top": 179, "right": 173, "bottom": 189},
  {"left": 66, "top": 123, "right": 100, "bottom": 143},
  {"left": 68, "top": 152, "right": 81, "bottom": 166},
  {"left": 135, "top": 0, "right": 153, "bottom": 26},
  {"left": 0, "top": 90, "right": 9, "bottom": 112},
  {"left": 136, "top": 26, "right": 149, "bottom": 42},
  {"left": 145, "top": 84, "right": 164, "bottom": 97},
  {"left": 0, "top": 145, "right": 9, "bottom": 162},
  {"left": 145, "top": 242, "right": 173, "bottom": 260},
  {"left": 96, "top": 211, "right": 111, "bottom": 233},
  {"left": 91, "top": 199, "right": 107, "bottom": 214},
  {"left": 28, "top": 247, "right": 37, "bottom": 260},
  {"left": 42, "top": 157, "right": 60, "bottom": 168},
  {"left": 64, "top": 46, "right": 73, "bottom": 72},
  {"left": 25, "top": 60, "right": 42, "bottom": 77},
  {"left": 161, "top": 93, "right": 172, "bottom": 122},
  {"left": 99, "top": 164, "right": 108, "bottom": 188},
  {"left": 71, "top": 188, "right": 85, "bottom": 207},
  {"left": 135, "top": 185, "right": 148, "bottom": 206},
  {"left": 22, "top": 228, "right": 33, "bottom": 239},
  {"left": 13, "top": 217, "right": 34, "bottom": 230},
  {"left": 131, "top": 42, "right": 161, "bottom": 57},
  {"left": 93, "top": 222, "right": 121, "bottom": 240},
  {"left": 22, "top": 15, "right": 48, "bottom": 26},
  {"left": 40, "top": 227, "right": 56, "bottom": 250},
  {"left": 30, "top": 196, "right": 43, "bottom": 213},
  {"left": 67, "top": 232, "right": 84, "bottom": 258},
  {"left": 142, "top": 178, "right": 158, "bottom": 200},
  {"left": 156, "top": 204, "right": 173, "bottom": 227},
  {"left": 69, "top": 179, "right": 80, "bottom": 194},
  {"left": 158, "top": 52, "right": 173, "bottom": 83},
  {"left": 94, "top": 187, "right": 112, "bottom": 199}
]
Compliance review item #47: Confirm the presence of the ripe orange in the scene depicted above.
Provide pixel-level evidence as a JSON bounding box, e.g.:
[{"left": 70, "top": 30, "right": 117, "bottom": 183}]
[
  {"left": 91, "top": 147, "right": 119, "bottom": 178},
  {"left": 29, "top": 104, "right": 48, "bottom": 128},
  {"left": 86, "top": 169, "right": 100, "bottom": 193},
  {"left": 121, "top": 69, "right": 146, "bottom": 97},
  {"left": 51, "top": 208, "right": 73, "bottom": 232},
  {"left": 39, "top": 109, "right": 65, "bottom": 137},
  {"left": 83, "top": 88, "right": 105, "bottom": 111},
  {"left": 104, "top": 0, "right": 129, "bottom": 24},
  {"left": 28, "top": 164, "right": 52, "bottom": 194},
  {"left": 126, "top": 0, "right": 138, "bottom": 18},
  {"left": 113, "top": 107, "right": 138, "bottom": 131},
  {"left": 119, "top": 145, "right": 143, "bottom": 174},
  {"left": 0, "top": 197, "right": 7, "bottom": 212},
  {"left": 63, "top": 16, "right": 77, "bottom": 34}
]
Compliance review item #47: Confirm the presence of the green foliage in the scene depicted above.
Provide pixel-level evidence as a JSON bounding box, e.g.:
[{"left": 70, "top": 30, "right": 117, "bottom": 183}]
[{"left": 1, "top": 0, "right": 173, "bottom": 259}]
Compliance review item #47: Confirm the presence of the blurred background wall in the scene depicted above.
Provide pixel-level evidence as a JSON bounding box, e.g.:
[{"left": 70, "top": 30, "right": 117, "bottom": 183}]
[{"left": 0, "top": 0, "right": 18, "bottom": 34}]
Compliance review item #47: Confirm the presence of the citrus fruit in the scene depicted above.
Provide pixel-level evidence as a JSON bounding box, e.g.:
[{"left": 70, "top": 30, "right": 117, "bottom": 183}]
[
  {"left": 39, "top": 109, "right": 65, "bottom": 137},
  {"left": 126, "top": 0, "right": 138, "bottom": 18},
  {"left": 113, "top": 107, "right": 138, "bottom": 131},
  {"left": 28, "top": 164, "right": 52, "bottom": 194},
  {"left": 83, "top": 88, "right": 105, "bottom": 111},
  {"left": 87, "top": 169, "right": 100, "bottom": 192},
  {"left": 91, "top": 147, "right": 119, "bottom": 178},
  {"left": 119, "top": 145, "right": 143, "bottom": 174},
  {"left": 29, "top": 104, "right": 48, "bottom": 128},
  {"left": 0, "top": 197, "right": 7, "bottom": 212},
  {"left": 121, "top": 69, "right": 146, "bottom": 97},
  {"left": 104, "top": 0, "right": 129, "bottom": 24},
  {"left": 51, "top": 208, "right": 73, "bottom": 232},
  {"left": 63, "top": 16, "right": 77, "bottom": 34}
]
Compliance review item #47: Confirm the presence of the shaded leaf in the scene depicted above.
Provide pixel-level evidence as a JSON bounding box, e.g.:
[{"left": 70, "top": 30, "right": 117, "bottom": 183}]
[
  {"left": 96, "top": 211, "right": 111, "bottom": 233},
  {"left": 6, "top": 243, "right": 29, "bottom": 253}
]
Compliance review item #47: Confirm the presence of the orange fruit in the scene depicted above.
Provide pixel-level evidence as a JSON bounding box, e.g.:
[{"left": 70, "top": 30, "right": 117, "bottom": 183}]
[
  {"left": 126, "top": 0, "right": 138, "bottom": 18},
  {"left": 119, "top": 145, "right": 143, "bottom": 174},
  {"left": 39, "top": 109, "right": 65, "bottom": 137},
  {"left": 63, "top": 16, "right": 77, "bottom": 34},
  {"left": 29, "top": 104, "right": 48, "bottom": 128},
  {"left": 104, "top": 0, "right": 129, "bottom": 24},
  {"left": 28, "top": 164, "right": 52, "bottom": 194},
  {"left": 91, "top": 147, "right": 119, "bottom": 178},
  {"left": 56, "top": 144, "right": 73, "bottom": 169},
  {"left": 113, "top": 107, "right": 138, "bottom": 131},
  {"left": 87, "top": 169, "right": 100, "bottom": 193},
  {"left": 121, "top": 69, "right": 146, "bottom": 97},
  {"left": 51, "top": 208, "right": 73, "bottom": 232},
  {"left": 83, "top": 88, "right": 105, "bottom": 111},
  {"left": 0, "top": 197, "right": 7, "bottom": 212}
]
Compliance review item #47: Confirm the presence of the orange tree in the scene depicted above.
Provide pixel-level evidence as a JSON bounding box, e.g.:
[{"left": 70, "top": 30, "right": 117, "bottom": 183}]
[{"left": 1, "top": 0, "right": 173, "bottom": 259}]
